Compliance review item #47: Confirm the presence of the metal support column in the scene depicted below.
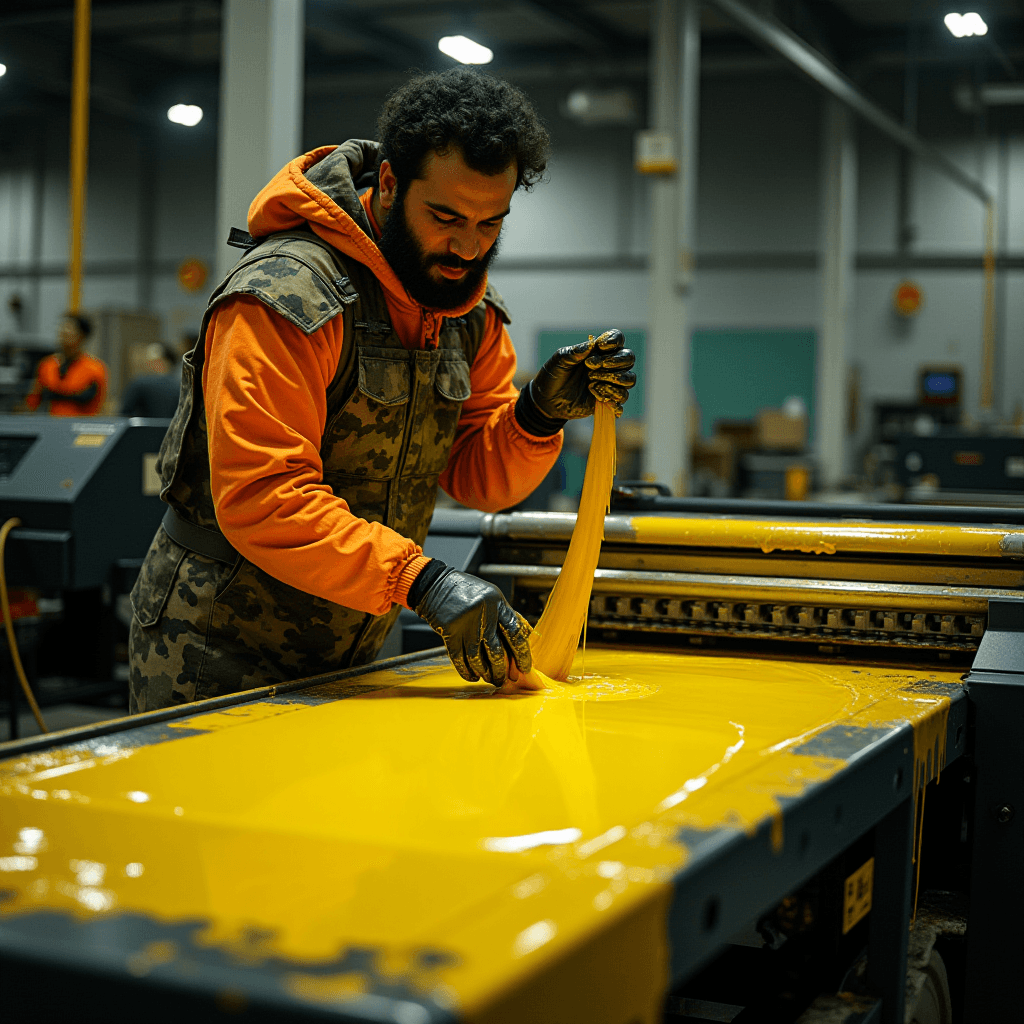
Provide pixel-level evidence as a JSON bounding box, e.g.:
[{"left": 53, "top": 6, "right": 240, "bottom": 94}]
[
  {"left": 963, "top": 598, "right": 1024, "bottom": 1022},
  {"left": 817, "top": 98, "right": 856, "bottom": 489},
  {"left": 643, "top": 0, "right": 699, "bottom": 497},
  {"left": 215, "top": 0, "right": 305, "bottom": 281}
]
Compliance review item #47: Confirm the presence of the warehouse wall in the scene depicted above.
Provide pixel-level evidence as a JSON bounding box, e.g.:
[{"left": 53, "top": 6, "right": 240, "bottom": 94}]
[{"left": 1, "top": 72, "right": 1021, "bottom": 458}]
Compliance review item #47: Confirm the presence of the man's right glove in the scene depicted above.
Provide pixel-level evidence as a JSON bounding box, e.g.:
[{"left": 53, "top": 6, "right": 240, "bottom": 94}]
[
  {"left": 515, "top": 328, "right": 636, "bottom": 437},
  {"left": 410, "top": 560, "right": 533, "bottom": 687}
]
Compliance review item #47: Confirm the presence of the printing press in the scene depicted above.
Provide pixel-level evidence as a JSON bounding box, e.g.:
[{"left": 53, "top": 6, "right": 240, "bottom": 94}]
[{"left": 1, "top": 499, "right": 1021, "bottom": 1024}]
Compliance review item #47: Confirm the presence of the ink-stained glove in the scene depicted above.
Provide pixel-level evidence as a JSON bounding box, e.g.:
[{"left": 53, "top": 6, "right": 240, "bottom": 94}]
[
  {"left": 515, "top": 328, "right": 636, "bottom": 437},
  {"left": 411, "top": 561, "right": 533, "bottom": 687}
]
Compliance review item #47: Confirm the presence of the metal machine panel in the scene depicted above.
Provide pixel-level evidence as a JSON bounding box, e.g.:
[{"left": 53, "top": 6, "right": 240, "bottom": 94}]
[
  {"left": 895, "top": 434, "right": 1024, "bottom": 494},
  {"left": 0, "top": 415, "right": 169, "bottom": 588}
]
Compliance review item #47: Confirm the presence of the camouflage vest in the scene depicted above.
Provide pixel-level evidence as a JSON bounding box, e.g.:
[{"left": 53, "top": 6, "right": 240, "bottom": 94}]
[{"left": 146, "top": 226, "right": 509, "bottom": 677}]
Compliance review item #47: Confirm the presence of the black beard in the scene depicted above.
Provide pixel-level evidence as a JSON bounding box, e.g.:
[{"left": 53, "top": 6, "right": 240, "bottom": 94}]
[{"left": 378, "top": 187, "right": 500, "bottom": 310}]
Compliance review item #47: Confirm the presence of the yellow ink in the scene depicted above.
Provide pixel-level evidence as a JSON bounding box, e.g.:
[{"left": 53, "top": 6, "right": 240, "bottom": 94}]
[
  {"left": 528, "top": 400, "right": 617, "bottom": 683},
  {"left": 629, "top": 517, "right": 1014, "bottom": 559}
]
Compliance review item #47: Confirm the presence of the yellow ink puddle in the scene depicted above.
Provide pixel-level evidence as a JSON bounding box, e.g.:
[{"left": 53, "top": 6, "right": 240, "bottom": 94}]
[{"left": 0, "top": 646, "right": 960, "bottom": 1023}]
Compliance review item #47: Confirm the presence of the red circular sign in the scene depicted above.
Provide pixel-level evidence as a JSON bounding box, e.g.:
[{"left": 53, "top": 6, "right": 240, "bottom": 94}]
[
  {"left": 894, "top": 280, "right": 923, "bottom": 317},
  {"left": 178, "top": 257, "right": 208, "bottom": 293}
]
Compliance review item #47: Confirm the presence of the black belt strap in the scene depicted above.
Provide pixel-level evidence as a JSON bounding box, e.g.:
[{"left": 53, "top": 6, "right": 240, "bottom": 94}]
[{"left": 161, "top": 507, "right": 238, "bottom": 565}]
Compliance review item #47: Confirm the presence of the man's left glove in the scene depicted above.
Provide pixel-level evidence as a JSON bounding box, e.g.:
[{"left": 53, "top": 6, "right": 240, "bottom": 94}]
[
  {"left": 410, "top": 561, "right": 533, "bottom": 687},
  {"left": 515, "top": 328, "right": 636, "bottom": 437}
]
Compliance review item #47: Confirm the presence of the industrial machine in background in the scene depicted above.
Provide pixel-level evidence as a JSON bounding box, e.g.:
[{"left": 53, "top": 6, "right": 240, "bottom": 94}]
[
  {"left": 867, "top": 365, "right": 1024, "bottom": 507},
  {"left": 0, "top": 415, "right": 169, "bottom": 737}
]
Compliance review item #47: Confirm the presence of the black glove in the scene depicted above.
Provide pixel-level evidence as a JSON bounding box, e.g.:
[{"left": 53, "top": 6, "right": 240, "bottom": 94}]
[
  {"left": 410, "top": 560, "right": 533, "bottom": 686},
  {"left": 515, "top": 328, "right": 636, "bottom": 437}
]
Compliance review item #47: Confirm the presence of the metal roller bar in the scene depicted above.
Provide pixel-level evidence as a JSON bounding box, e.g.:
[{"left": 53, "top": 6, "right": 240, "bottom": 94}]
[
  {"left": 481, "top": 563, "right": 1001, "bottom": 612},
  {"left": 706, "top": 0, "right": 992, "bottom": 203},
  {"left": 482, "top": 513, "right": 1024, "bottom": 560},
  {"left": 608, "top": 493, "right": 1024, "bottom": 525}
]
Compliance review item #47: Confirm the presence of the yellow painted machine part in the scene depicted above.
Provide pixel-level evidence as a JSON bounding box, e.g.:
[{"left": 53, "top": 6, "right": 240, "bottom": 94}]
[
  {"left": 630, "top": 516, "right": 1018, "bottom": 560},
  {"left": 528, "top": 400, "right": 617, "bottom": 684},
  {"left": 0, "top": 649, "right": 958, "bottom": 1023},
  {"left": 68, "top": 0, "right": 91, "bottom": 313}
]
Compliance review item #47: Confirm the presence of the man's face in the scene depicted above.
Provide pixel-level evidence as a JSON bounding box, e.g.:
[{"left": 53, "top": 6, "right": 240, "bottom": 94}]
[
  {"left": 377, "top": 149, "right": 516, "bottom": 309},
  {"left": 58, "top": 318, "right": 84, "bottom": 360}
]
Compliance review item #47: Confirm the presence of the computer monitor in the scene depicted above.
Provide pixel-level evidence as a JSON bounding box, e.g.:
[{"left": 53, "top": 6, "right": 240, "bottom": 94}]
[{"left": 919, "top": 366, "right": 961, "bottom": 406}]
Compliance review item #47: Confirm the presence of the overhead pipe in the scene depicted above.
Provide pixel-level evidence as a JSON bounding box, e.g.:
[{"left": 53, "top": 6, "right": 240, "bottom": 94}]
[{"left": 706, "top": 0, "right": 991, "bottom": 203}]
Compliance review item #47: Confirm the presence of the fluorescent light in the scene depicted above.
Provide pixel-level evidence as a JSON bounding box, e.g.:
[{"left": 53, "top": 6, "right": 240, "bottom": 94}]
[
  {"left": 438, "top": 35, "right": 493, "bottom": 65},
  {"left": 0, "top": 64, "right": 7, "bottom": 78},
  {"left": 944, "top": 12, "right": 988, "bottom": 37},
  {"left": 167, "top": 103, "right": 203, "bottom": 127},
  {"left": 963, "top": 12, "right": 988, "bottom": 34}
]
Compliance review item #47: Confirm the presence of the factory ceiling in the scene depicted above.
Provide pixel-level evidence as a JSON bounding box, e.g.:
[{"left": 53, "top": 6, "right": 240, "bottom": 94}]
[{"left": 0, "top": 0, "right": 1021, "bottom": 129}]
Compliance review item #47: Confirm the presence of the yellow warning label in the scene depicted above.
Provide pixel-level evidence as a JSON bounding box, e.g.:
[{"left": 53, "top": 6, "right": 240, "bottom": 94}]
[
  {"left": 73, "top": 434, "right": 107, "bottom": 447},
  {"left": 843, "top": 857, "right": 874, "bottom": 934}
]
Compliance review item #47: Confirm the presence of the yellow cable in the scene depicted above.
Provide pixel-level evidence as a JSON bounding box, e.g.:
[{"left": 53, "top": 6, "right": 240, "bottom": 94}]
[
  {"left": 0, "top": 518, "right": 47, "bottom": 734},
  {"left": 68, "top": 0, "right": 92, "bottom": 312}
]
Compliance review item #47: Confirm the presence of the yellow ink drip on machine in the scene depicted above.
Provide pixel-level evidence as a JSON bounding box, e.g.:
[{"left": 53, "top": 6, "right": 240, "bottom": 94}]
[{"left": 521, "top": 399, "right": 617, "bottom": 688}]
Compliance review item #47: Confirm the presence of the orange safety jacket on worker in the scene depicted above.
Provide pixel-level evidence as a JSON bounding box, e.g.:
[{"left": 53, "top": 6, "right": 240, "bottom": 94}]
[
  {"left": 26, "top": 353, "right": 107, "bottom": 416},
  {"left": 127, "top": 141, "right": 562, "bottom": 707},
  {"left": 208, "top": 143, "right": 561, "bottom": 610}
]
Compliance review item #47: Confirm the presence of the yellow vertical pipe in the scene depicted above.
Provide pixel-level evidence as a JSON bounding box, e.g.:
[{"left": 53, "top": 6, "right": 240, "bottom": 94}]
[
  {"left": 980, "top": 200, "right": 996, "bottom": 414},
  {"left": 68, "top": 0, "right": 91, "bottom": 314}
]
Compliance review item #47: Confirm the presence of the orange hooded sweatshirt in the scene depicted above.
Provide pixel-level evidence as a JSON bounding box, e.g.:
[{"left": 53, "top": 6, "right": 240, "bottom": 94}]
[{"left": 203, "top": 147, "right": 561, "bottom": 618}]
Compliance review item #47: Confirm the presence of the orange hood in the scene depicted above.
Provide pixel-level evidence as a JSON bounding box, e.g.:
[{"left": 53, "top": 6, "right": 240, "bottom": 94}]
[{"left": 247, "top": 141, "right": 488, "bottom": 336}]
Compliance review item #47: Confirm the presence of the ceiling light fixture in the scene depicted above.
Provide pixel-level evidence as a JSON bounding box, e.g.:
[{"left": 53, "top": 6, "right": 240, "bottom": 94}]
[
  {"left": 0, "top": 63, "right": 7, "bottom": 78},
  {"left": 167, "top": 103, "right": 203, "bottom": 127},
  {"left": 944, "top": 12, "right": 988, "bottom": 37},
  {"left": 438, "top": 35, "right": 493, "bottom": 65}
]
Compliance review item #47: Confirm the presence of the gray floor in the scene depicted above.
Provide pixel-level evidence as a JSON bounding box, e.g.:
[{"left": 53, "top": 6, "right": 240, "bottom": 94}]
[{"left": 0, "top": 703, "right": 124, "bottom": 742}]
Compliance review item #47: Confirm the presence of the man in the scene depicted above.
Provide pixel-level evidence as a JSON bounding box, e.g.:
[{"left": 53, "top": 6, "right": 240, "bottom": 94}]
[
  {"left": 119, "top": 343, "right": 182, "bottom": 418},
  {"left": 129, "top": 68, "right": 635, "bottom": 713},
  {"left": 26, "top": 313, "right": 108, "bottom": 416}
]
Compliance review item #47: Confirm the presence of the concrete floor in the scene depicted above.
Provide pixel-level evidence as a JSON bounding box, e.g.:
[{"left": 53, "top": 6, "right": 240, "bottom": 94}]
[{"left": 0, "top": 703, "right": 124, "bottom": 742}]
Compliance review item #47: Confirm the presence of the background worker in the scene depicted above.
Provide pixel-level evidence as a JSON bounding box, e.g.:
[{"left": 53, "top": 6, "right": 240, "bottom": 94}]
[
  {"left": 119, "top": 342, "right": 182, "bottom": 418},
  {"left": 129, "top": 67, "right": 634, "bottom": 713},
  {"left": 25, "top": 312, "right": 108, "bottom": 417}
]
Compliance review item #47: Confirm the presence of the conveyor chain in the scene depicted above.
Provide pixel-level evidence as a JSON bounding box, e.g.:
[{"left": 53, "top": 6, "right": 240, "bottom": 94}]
[{"left": 511, "top": 590, "right": 984, "bottom": 651}]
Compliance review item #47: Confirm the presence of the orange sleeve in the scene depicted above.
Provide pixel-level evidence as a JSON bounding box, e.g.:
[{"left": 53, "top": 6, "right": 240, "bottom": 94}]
[
  {"left": 439, "top": 306, "right": 562, "bottom": 512},
  {"left": 204, "top": 296, "right": 425, "bottom": 616}
]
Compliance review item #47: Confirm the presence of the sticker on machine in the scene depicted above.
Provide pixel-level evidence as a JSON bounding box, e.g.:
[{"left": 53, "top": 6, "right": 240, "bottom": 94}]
[{"left": 843, "top": 857, "right": 874, "bottom": 934}]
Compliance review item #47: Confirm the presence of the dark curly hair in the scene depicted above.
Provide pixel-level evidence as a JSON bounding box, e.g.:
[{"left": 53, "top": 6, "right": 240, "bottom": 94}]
[
  {"left": 62, "top": 312, "right": 92, "bottom": 337},
  {"left": 377, "top": 67, "right": 549, "bottom": 192}
]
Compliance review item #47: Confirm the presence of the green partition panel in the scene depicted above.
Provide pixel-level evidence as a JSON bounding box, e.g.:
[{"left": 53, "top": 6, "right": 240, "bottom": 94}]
[
  {"left": 691, "top": 329, "right": 816, "bottom": 439},
  {"left": 536, "top": 328, "right": 814, "bottom": 437},
  {"left": 534, "top": 327, "right": 815, "bottom": 496}
]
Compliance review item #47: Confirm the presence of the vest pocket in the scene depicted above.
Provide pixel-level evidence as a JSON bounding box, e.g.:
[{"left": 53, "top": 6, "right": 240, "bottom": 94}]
[
  {"left": 130, "top": 526, "right": 187, "bottom": 628},
  {"left": 357, "top": 355, "right": 411, "bottom": 406},
  {"left": 434, "top": 353, "right": 472, "bottom": 402},
  {"left": 321, "top": 352, "right": 411, "bottom": 482},
  {"left": 403, "top": 351, "right": 472, "bottom": 477}
]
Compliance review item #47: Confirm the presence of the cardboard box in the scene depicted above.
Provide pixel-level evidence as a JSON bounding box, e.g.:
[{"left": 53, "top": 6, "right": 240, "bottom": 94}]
[{"left": 757, "top": 409, "right": 807, "bottom": 452}]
